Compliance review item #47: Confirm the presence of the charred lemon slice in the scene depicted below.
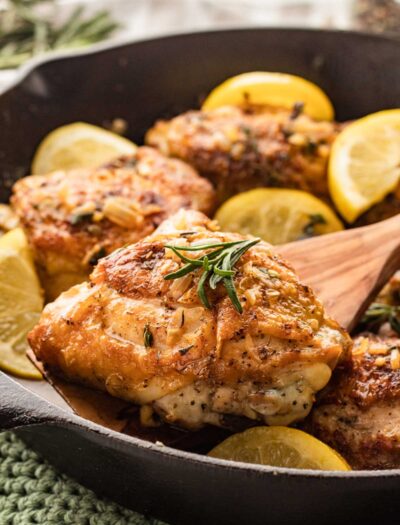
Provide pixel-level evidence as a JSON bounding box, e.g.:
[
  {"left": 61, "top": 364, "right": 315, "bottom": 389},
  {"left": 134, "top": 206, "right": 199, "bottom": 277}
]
[
  {"left": 32, "top": 122, "right": 137, "bottom": 174},
  {"left": 214, "top": 188, "right": 343, "bottom": 245},
  {"left": 202, "top": 72, "right": 334, "bottom": 121},
  {"left": 0, "top": 228, "right": 43, "bottom": 379},
  {"left": 209, "top": 426, "right": 350, "bottom": 471},
  {"left": 329, "top": 109, "right": 400, "bottom": 223}
]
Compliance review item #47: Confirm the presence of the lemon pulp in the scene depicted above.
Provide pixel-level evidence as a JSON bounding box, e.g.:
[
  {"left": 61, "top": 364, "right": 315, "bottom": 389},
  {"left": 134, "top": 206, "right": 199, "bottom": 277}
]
[
  {"left": 202, "top": 71, "right": 334, "bottom": 121},
  {"left": 0, "top": 228, "right": 43, "bottom": 379},
  {"left": 215, "top": 188, "right": 343, "bottom": 245},
  {"left": 209, "top": 426, "right": 350, "bottom": 471},
  {"left": 329, "top": 109, "right": 400, "bottom": 223},
  {"left": 32, "top": 122, "right": 137, "bottom": 174}
]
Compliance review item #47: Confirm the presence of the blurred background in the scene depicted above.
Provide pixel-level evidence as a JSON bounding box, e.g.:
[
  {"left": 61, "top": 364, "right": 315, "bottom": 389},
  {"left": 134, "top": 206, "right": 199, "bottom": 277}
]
[{"left": 0, "top": 0, "right": 399, "bottom": 90}]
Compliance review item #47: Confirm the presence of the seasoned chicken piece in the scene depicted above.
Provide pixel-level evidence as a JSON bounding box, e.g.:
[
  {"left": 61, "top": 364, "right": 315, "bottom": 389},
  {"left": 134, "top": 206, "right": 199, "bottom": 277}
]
[
  {"left": 309, "top": 334, "right": 400, "bottom": 469},
  {"left": 11, "top": 147, "right": 215, "bottom": 299},
  {"left": 29, "top": 209, "right": 351, "bottom": 431},
  {"left": 146, "top": 106, "right": 341, "bottom": 204}
]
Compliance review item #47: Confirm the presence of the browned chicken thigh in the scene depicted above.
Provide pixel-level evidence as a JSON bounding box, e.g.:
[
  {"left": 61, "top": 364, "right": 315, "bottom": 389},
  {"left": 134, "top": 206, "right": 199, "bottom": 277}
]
[
  {"left": 309, "top": 333, "right": 400, "bottom": 469},
  {"left": 29, "top": 209, "right": 351, "bottom": 430},
  {"left": 11, "top": 147, "right": 215, "bottom": 299},
  {"left": 146, "top": 106, "right": 341, "bottom": 204}
]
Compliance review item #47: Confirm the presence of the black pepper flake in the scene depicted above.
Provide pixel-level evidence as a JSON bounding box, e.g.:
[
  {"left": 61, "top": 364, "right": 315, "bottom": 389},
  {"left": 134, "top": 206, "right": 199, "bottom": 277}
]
[{"left": 178, "top": 345, "right": 193, "bottom": 356}]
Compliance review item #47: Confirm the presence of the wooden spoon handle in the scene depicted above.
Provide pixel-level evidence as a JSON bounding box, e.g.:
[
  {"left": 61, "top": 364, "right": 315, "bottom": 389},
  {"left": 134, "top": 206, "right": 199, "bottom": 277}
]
[{"left": 278, "top": 213, "right": 400, "bottom": 331}]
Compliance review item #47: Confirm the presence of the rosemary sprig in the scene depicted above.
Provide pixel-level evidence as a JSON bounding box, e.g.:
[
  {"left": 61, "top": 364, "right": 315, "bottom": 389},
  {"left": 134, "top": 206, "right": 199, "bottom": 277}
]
[
  {"left": 361, "top": 302, "right": 400, "bottom": 335},
  {"left": 0, "top": 0, "right": 119, "bottom": 70},
  {"left": 164, "top": 238, "right": 260, "bottom": 313}
]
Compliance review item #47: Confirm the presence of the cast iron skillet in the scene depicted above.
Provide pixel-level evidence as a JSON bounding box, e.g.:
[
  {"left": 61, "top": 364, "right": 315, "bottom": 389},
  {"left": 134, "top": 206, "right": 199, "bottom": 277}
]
[{"left": 1, "top": 28, "right": 400, "bottom": 525}]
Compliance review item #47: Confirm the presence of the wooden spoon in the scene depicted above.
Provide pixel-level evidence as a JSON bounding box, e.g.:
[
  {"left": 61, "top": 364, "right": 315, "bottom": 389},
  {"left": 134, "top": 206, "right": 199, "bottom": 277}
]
[{"left": 278, "top": 213, "right": 400, "bottom": 332}]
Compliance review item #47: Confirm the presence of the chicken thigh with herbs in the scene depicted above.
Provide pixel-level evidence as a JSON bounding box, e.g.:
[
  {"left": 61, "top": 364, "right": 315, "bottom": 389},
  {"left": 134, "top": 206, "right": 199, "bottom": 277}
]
[
  {"left": 11, "top": 147, "right": 215, "bottom": 299},
  {"left": 29, "top": 209, "right": 351, "bottom": 430},
  {"left": 146, "top": 105, "right": 341, "bottom": 204},
  {"left": 309, "top": 333, "right": 400, "bottom": 469}
]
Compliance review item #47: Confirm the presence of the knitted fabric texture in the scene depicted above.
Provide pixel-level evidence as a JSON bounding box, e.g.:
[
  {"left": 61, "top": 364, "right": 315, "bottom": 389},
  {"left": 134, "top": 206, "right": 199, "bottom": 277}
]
[{"left": 0, "top": 431, "right": 166, "bottom": 525}]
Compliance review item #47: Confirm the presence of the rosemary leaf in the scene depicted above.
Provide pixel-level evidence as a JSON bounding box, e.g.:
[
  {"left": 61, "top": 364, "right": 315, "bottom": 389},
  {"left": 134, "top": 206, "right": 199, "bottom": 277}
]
[
  {"left": 164, "top": 245, "right": 204, "bottom": 266},
  {"left": 163, "top": 262, "right": 196, "bottom": 280},
  {"left": 223, "top": 276, "right": 243, "bottom": 314},
  {"left": 197, "top": 269, "right": 211, "bottom": 309},
  {"left": 361, "top": 302, "right": 400, "bottom": 336},
  {"left": 167, "top": 240, "right": 244, "bottom": 251},
  {"left": 164, "top": 237, "right": 260, "bottom": 312},
  {"left": 0, "top": 0, "right": 119, "bottom": 70}
]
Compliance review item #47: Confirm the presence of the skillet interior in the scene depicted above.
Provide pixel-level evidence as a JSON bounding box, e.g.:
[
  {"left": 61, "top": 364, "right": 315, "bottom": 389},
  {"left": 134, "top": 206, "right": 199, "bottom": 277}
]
[{"left": 1, "top": 28, "right": 400, "bottom": 525}]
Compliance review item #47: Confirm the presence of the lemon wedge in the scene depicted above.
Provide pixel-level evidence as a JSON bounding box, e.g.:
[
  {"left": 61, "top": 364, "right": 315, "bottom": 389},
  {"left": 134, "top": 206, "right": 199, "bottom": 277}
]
[
  {"left": 214, "top": 188, "right": 343, "bottom": 245},
  {"left": 202, "top": 72, "right": 334, "bottom": 121},
  {"left": 209, "top": 426, "right": 350, "bottom": 471},
  {"left": 0, "top": 228, "right": 43, "bottom": 379},
  {"left": 32, "top": 122, "right": 137, "bottom": 174},
  {"left": 329, "top": 109, "right": 400, "bottom": 223}
]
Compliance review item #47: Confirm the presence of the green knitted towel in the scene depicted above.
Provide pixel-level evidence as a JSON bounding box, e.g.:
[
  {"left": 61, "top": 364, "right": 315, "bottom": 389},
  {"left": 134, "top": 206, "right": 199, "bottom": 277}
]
[{"left": 0, "top": 431, "right": 166, "bottom": 525}]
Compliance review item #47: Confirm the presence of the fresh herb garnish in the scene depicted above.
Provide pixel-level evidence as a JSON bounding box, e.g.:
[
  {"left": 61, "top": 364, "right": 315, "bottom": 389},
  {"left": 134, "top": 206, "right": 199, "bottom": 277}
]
[
  {"left": 0, "top": 1, "right": 119, "bottom": 70},
  {"left": 164, "top": 238, "right": 260, "bottom": 313},
  {"left": 361, "top": 303, "right": 400, "bottom": 335},
  {"left": 143, "top": 324, "right": 153, "bottom": 348},
  {"left": 290, "top": 101, "right": 304, "bottom": 120},
  {"left": 302, "top": 213, "right": 327, "bottom": 238},
  {"left": 241, "top": 125, "right": 258, "bottom": 153}
]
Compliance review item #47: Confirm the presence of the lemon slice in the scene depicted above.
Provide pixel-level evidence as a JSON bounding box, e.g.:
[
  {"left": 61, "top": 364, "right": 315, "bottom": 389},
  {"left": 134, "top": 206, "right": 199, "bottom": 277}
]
[
  {"left": 214, "top": 188, "right": 343, "bottom": 245},
  {"left": 0, "top": 204, "right": 19, "bottom": 234},
  {"left": 209, "top": 426, "right": 350, "bottom": 471},
  {"left": 0, "top": 228, "right": 43, "bottom": 379},
  {"left": 32, "top": 122, "right": 137, "bottom": 174},
  {"left": 329, "top": 109, "right": 400, "bottom": 223},
  {"left": 202, "top": 72, "right": 334, "bottom": 121}
]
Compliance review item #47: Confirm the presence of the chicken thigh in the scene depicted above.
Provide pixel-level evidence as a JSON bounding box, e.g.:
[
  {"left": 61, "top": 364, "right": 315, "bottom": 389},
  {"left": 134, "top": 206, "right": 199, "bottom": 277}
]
[
  {"left": 146, "top": 106, "right": 340, "bottom": 204},
  {"left": 29, "top": 209, "right": 351, "bottom": 430},
  {"left": 12, "top": 147, "right": 215, "bottom": 299},
  {"left": 309, "top": 333, "right": 400, "bottom": 469}
]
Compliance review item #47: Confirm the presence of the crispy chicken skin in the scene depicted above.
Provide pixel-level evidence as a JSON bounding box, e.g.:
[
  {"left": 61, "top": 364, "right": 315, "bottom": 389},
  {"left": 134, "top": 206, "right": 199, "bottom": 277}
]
[
  {"left": 309, "top": 334, "right": 400, "bottom": 469},
  {"left": 11, "top": 147, "right": 215, "bottom": 299},
  {"left": 146, "top": 106, "right": 341, "bottom": 204},
  {"left": 29, "top": 209, "right": 351, "bottom": 430}
]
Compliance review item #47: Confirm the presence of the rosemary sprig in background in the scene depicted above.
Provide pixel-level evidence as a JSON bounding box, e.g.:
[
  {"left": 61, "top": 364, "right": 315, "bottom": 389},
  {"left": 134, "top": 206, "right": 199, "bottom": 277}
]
[
  {"left": 164, "top": 238, "right": 260, "bottom": 313},
  {"left": 0, "top": 0, "right": 119, "bottom": 69},
  {"left": 360, "top": 302, "right": 400, "bottom": 335}
]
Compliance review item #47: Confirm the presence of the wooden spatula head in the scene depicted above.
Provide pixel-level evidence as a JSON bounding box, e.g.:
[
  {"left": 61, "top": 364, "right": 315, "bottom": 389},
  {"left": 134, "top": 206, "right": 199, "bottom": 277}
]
[{"left": 278, "top": 214, "right": 400, "bottom": 331}]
